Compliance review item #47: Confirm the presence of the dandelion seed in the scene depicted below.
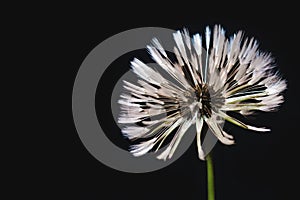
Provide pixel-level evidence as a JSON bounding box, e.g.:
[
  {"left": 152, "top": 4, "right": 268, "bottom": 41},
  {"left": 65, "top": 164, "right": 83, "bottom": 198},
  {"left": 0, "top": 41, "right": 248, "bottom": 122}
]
[{"left": 118, "top": 25, "right": 287, "bottom": 161}]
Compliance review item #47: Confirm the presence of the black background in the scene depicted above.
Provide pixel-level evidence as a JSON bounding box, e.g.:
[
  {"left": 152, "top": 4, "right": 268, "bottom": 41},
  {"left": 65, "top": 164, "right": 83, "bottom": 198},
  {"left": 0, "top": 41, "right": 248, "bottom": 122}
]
[{"left": 20, "top": 2, "right": 299, "bottom": 200}]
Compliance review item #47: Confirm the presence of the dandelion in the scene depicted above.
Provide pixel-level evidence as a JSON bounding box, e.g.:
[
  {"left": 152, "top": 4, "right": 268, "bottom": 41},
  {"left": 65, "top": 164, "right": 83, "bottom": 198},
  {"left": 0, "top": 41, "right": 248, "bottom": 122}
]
[{"left": 118, "top": 25, "right": 286, "bottom": 199}]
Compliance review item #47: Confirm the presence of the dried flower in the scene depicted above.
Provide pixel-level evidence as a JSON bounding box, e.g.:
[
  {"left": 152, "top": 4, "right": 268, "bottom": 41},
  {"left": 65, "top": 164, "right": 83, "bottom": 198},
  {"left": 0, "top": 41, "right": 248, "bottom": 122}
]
[{"left": 118, "top": 25, "right": 286, "bottom": 160}]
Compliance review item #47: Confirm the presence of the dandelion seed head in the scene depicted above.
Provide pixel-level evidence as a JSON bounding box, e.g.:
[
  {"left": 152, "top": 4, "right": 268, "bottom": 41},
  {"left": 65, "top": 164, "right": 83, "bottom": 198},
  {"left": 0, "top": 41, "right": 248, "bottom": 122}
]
[{"left": 118, "top": 25, "right": 287, "bottom": 160}]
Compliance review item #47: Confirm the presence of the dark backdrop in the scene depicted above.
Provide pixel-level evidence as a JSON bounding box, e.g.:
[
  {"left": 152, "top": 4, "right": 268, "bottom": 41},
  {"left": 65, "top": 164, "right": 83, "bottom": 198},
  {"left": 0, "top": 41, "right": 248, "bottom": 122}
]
[{"left": 31, "top": 3, "right": 299, "bottom": 200}]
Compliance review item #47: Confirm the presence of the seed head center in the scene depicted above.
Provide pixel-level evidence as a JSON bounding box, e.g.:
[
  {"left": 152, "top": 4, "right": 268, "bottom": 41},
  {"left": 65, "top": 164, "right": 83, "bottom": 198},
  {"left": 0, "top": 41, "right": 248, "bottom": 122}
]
[{"left": 195, "top": 84, "right": 212, "bottom": 117}]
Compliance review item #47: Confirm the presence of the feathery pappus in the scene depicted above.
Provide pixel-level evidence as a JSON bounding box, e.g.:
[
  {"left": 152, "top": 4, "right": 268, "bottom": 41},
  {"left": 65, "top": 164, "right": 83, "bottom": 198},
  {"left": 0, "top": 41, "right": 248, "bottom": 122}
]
[{"left": 118, "top": 25, "right": 287, "bottom": 160}]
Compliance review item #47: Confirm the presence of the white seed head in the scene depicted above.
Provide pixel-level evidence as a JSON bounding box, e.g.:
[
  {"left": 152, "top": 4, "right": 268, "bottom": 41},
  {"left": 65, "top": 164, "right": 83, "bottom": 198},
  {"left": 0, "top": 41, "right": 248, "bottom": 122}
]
[{"left": 118, "top": 25, "right": 287, "bottom": 160}]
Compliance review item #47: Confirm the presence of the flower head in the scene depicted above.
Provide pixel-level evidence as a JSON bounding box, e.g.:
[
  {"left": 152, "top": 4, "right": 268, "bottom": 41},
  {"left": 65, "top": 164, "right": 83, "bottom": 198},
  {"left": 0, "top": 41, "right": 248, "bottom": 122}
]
[{"left": 118, "top": 25, "right": 286, "bottom": 160}]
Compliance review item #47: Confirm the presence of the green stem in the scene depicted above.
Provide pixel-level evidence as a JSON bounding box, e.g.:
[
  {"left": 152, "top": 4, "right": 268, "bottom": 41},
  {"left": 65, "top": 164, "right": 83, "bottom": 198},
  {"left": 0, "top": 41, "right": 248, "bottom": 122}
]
[{"left": 206, "top": 154, "right": 215, "bottom": 200}]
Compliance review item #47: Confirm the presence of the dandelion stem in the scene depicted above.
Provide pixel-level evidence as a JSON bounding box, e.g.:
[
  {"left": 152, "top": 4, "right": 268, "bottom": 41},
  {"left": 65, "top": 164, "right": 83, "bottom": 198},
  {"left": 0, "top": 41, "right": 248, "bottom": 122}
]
[{"left": 206, "top": 153, "right": 215, "bottom": 200}]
